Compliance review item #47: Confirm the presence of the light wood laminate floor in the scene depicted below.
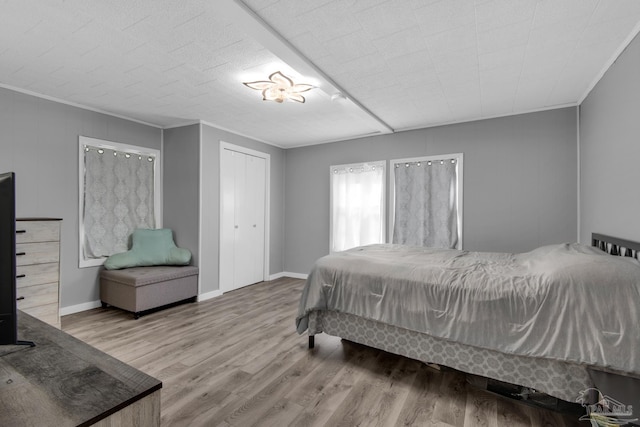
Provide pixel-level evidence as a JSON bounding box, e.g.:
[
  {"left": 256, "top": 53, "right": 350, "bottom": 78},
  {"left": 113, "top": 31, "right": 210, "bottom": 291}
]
[{"left": 62, "top": 277, "right": 586, "bottom": 426}]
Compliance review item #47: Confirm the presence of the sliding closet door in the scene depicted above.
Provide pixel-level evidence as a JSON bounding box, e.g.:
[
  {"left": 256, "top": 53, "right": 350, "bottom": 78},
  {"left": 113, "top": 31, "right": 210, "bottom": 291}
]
[{"left": 220, "top": 148, "right": 266, "bottom": 292}]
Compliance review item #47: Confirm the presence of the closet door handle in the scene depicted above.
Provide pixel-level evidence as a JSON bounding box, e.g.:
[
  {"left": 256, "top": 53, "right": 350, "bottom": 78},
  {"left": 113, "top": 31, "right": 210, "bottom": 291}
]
[
  {"left": 16, "top": 274, "right": 26, "bottom": 279},
  {"left": 16, "top": 252, "right": 26, "bottom": 256},
  {"left": 16, "top": 229, "right": 26, "bottom": 234},
  {"left": 16, "top": 296, "right": 25, "bottom": 301}
]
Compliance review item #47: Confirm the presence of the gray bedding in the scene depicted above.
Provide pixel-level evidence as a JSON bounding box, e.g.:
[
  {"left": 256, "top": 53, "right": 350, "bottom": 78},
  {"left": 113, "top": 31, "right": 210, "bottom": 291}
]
[{"left": 296, "top": 243, "right": 640, "bottom": 374}]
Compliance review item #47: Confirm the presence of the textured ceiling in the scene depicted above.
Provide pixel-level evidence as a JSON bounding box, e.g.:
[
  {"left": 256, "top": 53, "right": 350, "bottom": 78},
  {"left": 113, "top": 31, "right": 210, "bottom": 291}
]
[{"left": 1, "top": 0, "right": 639, "bottom": 148}]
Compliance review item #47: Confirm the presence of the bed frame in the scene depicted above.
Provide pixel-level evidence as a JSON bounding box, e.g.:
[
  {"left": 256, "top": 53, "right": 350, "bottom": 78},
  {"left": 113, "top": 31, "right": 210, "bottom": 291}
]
[
  {"left": 589, "top": 233, "right": 640, "bottom": 419},
  {"left": 592, "top": 232, "right": 640, "bottom": 259},
  {"left": 306, "top": 233, "right": 640, "bottom": 413}
]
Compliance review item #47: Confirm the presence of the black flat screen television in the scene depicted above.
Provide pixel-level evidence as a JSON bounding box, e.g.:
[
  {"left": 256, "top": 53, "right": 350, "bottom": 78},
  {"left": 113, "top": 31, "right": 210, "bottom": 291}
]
[{"left": 0, "top": 171, "right": 17, "bottom": 345}]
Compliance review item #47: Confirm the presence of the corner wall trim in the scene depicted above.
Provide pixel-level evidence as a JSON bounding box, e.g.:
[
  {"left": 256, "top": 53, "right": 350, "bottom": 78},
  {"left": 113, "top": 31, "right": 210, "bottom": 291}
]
[
  {"left": 576, "top": 106, "right": 581, "bottom": 244},
  {"left": 60, "top": 300, "right": 103, "bottom": 316},
  {"left": 198, "top": 290, "right": 223, "bottom": 301},
  {"left": 270, "top": 272, "right": 308, "bottom": 280},
  {"left": 0, "top": 83, "right": 162, "bottom": 128}
]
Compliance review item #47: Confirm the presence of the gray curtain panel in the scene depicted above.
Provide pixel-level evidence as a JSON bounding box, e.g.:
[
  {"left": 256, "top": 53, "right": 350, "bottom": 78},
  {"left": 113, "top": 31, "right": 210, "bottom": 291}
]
[
  {"left": 83, "top": 147, "right": 155, "bottom": 259},
  {"left": 392, "top": 160, "right": 458, "bottom": 248}
]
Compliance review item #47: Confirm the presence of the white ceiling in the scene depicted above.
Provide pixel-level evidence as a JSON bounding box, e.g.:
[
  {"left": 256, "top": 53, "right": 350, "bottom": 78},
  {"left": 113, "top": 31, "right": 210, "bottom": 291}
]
[{"left": 1, "top": 0, "right": 639, "bottom": 148}]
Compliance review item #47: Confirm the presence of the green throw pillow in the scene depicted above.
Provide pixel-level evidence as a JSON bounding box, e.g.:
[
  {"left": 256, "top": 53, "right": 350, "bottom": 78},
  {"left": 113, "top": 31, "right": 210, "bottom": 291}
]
[{"left": 104, "top": 228, "right": 191, "bottom": 270}]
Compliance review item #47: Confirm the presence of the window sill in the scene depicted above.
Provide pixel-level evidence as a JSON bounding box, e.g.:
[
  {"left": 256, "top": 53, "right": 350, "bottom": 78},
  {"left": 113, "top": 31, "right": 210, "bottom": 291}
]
[{"left": 79, "top": 257, "right": 106, "bottom": 268}]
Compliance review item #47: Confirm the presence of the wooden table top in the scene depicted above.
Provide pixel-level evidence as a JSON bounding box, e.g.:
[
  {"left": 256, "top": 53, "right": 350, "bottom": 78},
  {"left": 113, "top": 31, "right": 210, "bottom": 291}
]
[{"left": 0, "top": 311, "right": 161, "bottom": 426}]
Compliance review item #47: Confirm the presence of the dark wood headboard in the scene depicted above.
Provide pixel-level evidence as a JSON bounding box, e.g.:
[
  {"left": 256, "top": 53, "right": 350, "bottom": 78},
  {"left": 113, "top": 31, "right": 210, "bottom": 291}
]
[{"left": 592, "top": 233, "right": 640, "bottom": 259}]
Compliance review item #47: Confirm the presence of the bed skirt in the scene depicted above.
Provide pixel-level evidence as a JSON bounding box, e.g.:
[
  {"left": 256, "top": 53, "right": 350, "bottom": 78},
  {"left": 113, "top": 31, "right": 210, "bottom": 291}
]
[{"left": 308, "top": 310, "right": 592, "bottom": 402}]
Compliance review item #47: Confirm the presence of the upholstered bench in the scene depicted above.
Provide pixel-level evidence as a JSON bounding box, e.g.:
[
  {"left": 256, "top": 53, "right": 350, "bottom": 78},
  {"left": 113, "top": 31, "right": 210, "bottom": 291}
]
[{"left": 100, "top": 265, "right": 199, "bottom": 319}]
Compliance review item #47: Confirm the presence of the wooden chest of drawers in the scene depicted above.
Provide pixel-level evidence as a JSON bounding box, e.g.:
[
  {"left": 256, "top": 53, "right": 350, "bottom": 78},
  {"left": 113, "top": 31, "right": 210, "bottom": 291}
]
[{"left": 15, "top": 219, "right": 62, "bottom": 328}]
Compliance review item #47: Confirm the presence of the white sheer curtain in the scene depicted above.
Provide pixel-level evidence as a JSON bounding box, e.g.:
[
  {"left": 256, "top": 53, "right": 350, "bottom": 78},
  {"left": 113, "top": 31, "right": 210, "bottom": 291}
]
[
  {"left": 82, "top": 146, "right": 156, "bottom": 259},
  {"left": 392, "top": 158, "right": 459, "bottom": 249},
  {"left": 331, "top": 162, "right": 385, "bottom": 252}
]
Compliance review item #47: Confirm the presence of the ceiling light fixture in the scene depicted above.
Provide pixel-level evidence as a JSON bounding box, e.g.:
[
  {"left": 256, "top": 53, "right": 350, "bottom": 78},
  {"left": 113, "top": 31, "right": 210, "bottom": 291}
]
[{"left": 243, "top": 71, "right": 314, "bottom": 103}]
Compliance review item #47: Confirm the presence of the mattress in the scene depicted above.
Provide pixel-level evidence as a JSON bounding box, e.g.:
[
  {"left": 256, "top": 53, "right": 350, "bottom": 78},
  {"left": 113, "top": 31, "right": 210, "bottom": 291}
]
[{"left": 296, "top": 243, "right": 640, "bottom": 375}]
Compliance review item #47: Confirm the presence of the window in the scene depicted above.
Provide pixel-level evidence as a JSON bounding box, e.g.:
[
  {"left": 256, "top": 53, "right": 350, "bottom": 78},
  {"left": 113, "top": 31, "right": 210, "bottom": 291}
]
[
  {"left": 390, "top": 153, "right": 463, "bottom": 249},
  {"left": 330, "top": 161, "right": 385, "bottom": 252},
  {"left": 78, "top": 136, "right": 161, "bottom": 267}
]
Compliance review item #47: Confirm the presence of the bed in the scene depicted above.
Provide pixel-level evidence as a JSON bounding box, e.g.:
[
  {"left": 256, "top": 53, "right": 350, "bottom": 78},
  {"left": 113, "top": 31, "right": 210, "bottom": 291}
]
[{"left": 296, "top": 233, "right": 640, "bottom": 408}]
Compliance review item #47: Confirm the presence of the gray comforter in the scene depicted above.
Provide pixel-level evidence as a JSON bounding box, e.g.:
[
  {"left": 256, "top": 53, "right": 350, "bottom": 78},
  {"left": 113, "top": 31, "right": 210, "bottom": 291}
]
[{"left": 296, "top": 243, "right": 640, "bottom": 374}]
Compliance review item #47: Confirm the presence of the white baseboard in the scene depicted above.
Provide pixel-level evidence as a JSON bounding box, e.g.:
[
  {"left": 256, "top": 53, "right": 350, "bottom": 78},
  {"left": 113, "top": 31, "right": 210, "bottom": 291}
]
[
  {"left": 60, "top": 279, "right": 303, "bottom": 316},
  {"left": 60, "top": 291, "right": 224, "bottom": 315},
  {"left": 198, "top": 290, "right": 222, "bottom": 301},
  {"left": 269, "top": 272, "right": 286, "bottom": 280},
  {"left": 269, "top": 271, "right": 308, "bottom": 280},
  {"left": 60, "top": 300, "right": 102, "bottom": 316}
]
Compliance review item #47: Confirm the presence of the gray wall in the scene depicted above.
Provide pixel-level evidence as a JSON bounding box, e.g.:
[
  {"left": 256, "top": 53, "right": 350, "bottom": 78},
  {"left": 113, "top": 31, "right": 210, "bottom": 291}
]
[
  {"left": 200, "top": 125, "right": 285, "bottom": 293},
  {"left": 579, "top": 32, "right": 640, "bottom": 244},
  {"left": 0, "top": 85, "right": 285, "bottom": 309},
  {"left": 285, "top": 108, "right": 578, "bottom": 274},
  {"left": 0, "top": 87, "right": 162, "bottom": 309},
  {"left": 163, "top": 124, "right": 201, "bottom": 267},
  {"left": 0, "top": 83, "right": 583, "bottom": 306}
]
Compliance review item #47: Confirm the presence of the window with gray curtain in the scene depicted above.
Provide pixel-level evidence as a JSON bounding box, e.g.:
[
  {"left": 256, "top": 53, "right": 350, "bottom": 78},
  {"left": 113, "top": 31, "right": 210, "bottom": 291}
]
[
  {"left": 79, "top": 136, "right": 160, "bottom": 267},
  {"left": 391, "top": 154, "right": 463, "bottom": 249}
]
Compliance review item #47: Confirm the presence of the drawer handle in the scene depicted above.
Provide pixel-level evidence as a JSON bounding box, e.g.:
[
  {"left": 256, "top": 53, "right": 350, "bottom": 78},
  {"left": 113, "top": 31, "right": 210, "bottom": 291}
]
[
  {"left": 16, "top": 229, "right": 26, "bottom": 234},
  {"left": 16, "top": 296, "right": 24, "bottom": 301},
  {"left": 16, "top": 252, "right": 26, "bottom": 256},
  {"left": 16, "top": 274, "right": 26, "bottom": 278}
]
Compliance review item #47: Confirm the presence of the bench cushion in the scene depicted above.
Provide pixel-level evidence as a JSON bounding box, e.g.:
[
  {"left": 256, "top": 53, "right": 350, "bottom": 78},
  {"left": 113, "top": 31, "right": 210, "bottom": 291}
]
[{"left": 100, "top": 265, "right": 199, "bottom": 287}]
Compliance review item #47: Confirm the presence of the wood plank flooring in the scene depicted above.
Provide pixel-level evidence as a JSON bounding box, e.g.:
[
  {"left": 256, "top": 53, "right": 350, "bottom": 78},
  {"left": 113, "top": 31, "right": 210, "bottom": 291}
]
[{"left": 62, "top": 277, "right": 587, "bottom": 427}]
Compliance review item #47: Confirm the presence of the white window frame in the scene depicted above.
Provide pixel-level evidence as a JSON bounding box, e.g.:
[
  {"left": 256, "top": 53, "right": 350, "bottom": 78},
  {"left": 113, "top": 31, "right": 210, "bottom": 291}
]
[
  {"left": 78, "top": 135, "right": 162, "bottom": 268},
  {"left": 329, "top": 160, "right": 386, "bottom": 253},
  {"left": 389, "top": 153, "right": 463, "bottom": 249}
]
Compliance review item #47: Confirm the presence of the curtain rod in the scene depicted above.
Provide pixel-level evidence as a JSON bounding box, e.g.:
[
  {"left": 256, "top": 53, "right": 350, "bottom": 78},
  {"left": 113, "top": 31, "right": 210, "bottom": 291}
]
[
  {"left": 333, "top": 164, "right": 383, "bottom": 174},
  {"left": 83, "top": 144, "right": 156, "bottom": 162},
  {"left": 394, "top": 159, "right": 456, "bottom": 168}
]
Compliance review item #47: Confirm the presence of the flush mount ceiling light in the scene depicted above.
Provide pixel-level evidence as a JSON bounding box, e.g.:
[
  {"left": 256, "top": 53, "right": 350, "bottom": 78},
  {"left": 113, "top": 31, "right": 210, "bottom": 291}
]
[{"left": 243, "top": 71, "right": 314, "bottom": 103}]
